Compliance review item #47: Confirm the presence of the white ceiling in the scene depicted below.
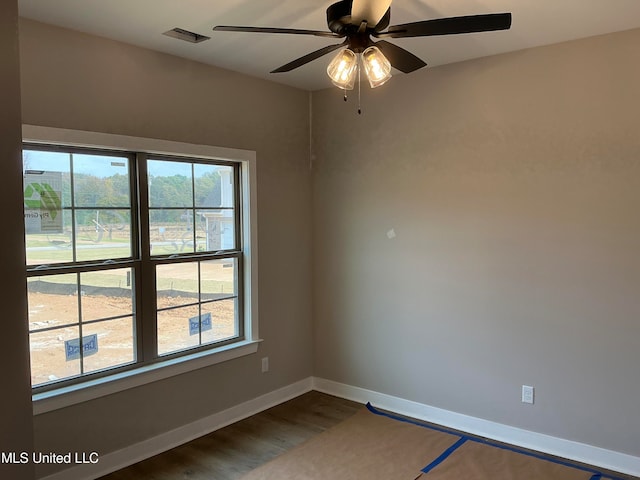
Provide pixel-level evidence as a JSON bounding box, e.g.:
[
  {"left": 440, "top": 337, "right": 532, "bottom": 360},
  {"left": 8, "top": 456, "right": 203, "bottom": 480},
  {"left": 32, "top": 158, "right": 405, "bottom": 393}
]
[{"left": 18, "top": 0, "right": 640, "bottom": 91}]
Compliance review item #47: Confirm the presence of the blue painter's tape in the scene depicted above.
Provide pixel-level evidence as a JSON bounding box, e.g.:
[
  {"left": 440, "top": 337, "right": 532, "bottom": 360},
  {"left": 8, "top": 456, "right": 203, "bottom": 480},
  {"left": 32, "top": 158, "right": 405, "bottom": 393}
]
[
  {"left": 364, "top": 403, "right": 626, "bottom": 480},
  {"left": 421, "top": 437, "right": 468, "bottom": 474},
  {"left": 365, "top": 402, "right": 459, "bottom": 436}
]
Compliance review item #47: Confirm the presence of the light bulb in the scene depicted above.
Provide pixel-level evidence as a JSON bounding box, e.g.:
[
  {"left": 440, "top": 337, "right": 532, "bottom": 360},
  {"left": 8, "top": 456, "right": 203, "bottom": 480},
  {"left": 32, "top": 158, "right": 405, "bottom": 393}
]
[
  {"left": 327, "top": 48, "right": 358, "bottom": 90},
  {"left": 362, "top": 46, "right": 392, "bottom": 88}
]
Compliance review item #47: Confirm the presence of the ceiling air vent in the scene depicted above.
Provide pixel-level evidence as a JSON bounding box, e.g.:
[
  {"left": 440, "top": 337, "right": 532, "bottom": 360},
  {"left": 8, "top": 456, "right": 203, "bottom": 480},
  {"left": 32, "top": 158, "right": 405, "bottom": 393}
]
[{"left": 163, "top": 27, "right": 210, "bottom": 44}]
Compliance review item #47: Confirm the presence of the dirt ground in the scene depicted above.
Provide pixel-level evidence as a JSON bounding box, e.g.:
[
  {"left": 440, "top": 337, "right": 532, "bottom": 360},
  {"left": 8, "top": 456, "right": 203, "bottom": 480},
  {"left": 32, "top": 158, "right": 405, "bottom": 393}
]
[{"left": 28, "top": 292, "right": 236, "bottom": 387}]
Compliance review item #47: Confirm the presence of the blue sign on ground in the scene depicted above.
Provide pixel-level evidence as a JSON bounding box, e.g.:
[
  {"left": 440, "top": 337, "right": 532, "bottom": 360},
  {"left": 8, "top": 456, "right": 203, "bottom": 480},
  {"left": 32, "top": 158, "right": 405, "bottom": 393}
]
[
  {"left": 189, "top": 312, "right": 212, "bottom": 336},
  {"left": 65, "top": 334, "right": 99, "bottom": 361}
]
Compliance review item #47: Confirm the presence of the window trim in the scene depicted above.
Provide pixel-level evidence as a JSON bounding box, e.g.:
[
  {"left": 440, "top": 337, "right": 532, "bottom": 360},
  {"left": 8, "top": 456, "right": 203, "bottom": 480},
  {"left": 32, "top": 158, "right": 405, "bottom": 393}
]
[{"left": 23, "top": 125, "right": 260, "bottom": 414}]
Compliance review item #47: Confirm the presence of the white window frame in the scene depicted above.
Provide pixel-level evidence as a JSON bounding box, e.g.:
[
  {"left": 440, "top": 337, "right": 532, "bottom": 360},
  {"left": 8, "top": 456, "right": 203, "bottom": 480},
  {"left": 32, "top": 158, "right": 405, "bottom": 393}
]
[{"left": 23, "top": 125, "right": 260, "bottom": 414}]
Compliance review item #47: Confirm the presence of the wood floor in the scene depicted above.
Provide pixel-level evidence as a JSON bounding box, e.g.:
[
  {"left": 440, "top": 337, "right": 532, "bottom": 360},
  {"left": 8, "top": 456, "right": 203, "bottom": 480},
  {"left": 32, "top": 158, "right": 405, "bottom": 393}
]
[
  {"left": 99, "top": 391, "right": 637, "bottom": 480},
  {"left": 98, "top": 391, "right": 361, "bottom": 480}
]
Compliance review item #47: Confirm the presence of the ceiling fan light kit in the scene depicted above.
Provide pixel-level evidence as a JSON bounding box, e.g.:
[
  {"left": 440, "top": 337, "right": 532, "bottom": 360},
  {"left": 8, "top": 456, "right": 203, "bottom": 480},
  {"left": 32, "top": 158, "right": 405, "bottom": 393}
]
[
  {"left": 361, "top": 46, "right": 392, "bottom": 88},
  {"left": 213, "top": 0, "right": 511, "bottom": 110},
  {"left": 327, "top": 47, "right": 359, "bottom": 90},
  {"left": 326, "top": 45, "right": 391, "bottom": 90}
]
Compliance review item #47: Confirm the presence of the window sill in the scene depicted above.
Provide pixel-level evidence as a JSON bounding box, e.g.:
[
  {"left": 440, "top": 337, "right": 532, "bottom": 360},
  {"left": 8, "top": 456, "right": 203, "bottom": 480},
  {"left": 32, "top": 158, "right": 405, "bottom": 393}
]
[{"left": 32, "top": 339, "right": 262, "bottom": 415}]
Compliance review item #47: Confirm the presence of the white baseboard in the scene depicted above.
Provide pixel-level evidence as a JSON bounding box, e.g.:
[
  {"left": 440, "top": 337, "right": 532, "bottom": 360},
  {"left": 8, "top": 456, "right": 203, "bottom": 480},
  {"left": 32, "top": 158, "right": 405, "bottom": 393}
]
[
  {"left": 37, "top": 376, "right": 640, "bottom": 480},
  {"left": 312, "top": 377, "right": 640, "bottom": 478},
  {"left": 38, "top": 377, "right": 314, "bottom": 480}
]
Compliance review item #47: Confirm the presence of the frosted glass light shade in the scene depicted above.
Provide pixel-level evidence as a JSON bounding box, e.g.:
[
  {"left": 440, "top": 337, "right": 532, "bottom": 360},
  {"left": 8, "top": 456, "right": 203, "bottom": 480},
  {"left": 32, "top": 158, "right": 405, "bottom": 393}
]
[
  {"left": 327, "top": 48, "right": 358, "bottom": 90},
  {"left": 362, "top": 46, "right": 392, "bottom": 88}
]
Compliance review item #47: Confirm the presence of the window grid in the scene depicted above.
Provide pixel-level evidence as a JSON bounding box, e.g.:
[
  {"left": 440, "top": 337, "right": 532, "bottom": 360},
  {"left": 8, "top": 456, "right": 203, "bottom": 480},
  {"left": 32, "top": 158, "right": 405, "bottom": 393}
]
[{"left": 24, "top": 144, "right": 244, "bottom": 392}]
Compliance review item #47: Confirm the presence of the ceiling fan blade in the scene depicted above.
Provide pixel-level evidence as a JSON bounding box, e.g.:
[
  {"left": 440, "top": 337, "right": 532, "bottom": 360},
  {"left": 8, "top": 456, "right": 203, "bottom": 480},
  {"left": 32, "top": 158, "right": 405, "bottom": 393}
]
[
  {"left": 271, "top": 42, "right": 347, "bottom": 73},
  {"left": 351, "top": 0, "right": 393, "bottom": 27},
  {"left": 374, "top": 40, "right": 426, "bottom": 73},
  {"left": 213, "top": 25, "right": 340, "bottom": 38},
  {"left": 375, "top": 12, "right": 512, "bottom": 39}
]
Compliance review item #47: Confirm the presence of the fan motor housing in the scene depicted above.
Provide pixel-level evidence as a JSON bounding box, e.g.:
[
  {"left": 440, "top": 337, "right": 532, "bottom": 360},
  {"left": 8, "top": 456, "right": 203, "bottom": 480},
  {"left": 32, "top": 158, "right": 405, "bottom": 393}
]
[{"left": 326, "top": 0, "right": 390, "bottom": 35}]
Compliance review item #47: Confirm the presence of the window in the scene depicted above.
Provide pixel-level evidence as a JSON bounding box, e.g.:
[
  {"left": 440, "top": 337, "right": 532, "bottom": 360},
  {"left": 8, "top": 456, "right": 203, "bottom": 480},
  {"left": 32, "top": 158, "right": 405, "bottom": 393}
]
[
  {"left": 23, "top": 131, "right": 257, "bottom": 398},
  {"left": 24, "top": 148, "right": 137, "bottom": 388}
]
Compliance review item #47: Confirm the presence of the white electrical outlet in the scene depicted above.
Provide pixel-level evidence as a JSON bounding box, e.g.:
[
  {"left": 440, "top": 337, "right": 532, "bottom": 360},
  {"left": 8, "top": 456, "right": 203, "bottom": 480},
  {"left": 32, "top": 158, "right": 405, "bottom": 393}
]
[
  {"left": 522, "top": 385, "right": 534, "bottom": 404},
  {"left": 261, "top": 357, "right": 269, "bottom": 373}
]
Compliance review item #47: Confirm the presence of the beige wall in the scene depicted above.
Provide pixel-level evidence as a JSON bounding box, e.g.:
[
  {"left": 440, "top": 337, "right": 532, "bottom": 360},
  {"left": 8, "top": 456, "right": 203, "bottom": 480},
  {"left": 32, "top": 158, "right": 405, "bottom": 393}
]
[
  {"left": 0, "top": 2, "right": 35, "bottom": 480},
  {"left": 312, "top": 28, "right": 640, "bottom": 456},
  {"left": 19, "top": 18, "right": 313, "bottom": 477}
]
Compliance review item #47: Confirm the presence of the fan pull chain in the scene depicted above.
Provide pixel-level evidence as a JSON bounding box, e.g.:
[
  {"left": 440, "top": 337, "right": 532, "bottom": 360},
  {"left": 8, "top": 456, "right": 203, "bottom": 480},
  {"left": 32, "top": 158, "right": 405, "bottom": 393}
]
[{"left": 357, "top": 59, "right": 362, "bottom": 115}]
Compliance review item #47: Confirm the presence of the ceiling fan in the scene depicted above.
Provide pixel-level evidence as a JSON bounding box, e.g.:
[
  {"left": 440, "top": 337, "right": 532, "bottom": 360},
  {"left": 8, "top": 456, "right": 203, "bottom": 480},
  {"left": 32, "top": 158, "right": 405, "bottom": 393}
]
[{"left": 213, "top": 0, "right": 511, "bottom": 92}]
